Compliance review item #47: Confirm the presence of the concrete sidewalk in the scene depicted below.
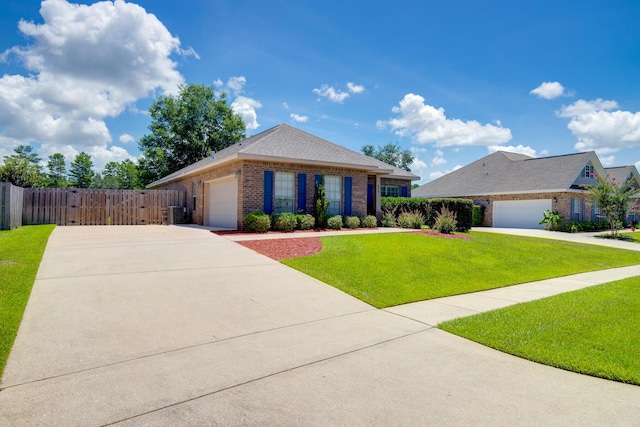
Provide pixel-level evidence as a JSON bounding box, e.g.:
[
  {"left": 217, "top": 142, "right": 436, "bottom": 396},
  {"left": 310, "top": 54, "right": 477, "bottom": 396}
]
[{"left": 1, "top": 225, "right": 639, "bottom": 426}]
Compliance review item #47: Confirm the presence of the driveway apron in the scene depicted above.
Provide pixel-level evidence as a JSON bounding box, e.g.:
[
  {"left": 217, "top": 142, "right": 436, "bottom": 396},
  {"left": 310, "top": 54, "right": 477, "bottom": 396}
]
[{"left": 1, "top": 225, "right": 639, "bottom": 426}]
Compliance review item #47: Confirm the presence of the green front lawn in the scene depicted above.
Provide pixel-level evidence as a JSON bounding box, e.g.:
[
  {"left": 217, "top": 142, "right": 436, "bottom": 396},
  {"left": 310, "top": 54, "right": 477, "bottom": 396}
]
[
  {"left": 439, "top": 277, "right": 640, "bottom": 385},
  {"left": 282, "top": 231, "right": 640, "bottom": 308},
  {"left": 617, "top": 231, "right": 640, "bottom": 243},
  {"left": 0, "top": 225, "right": 54, "bottom": 378}
]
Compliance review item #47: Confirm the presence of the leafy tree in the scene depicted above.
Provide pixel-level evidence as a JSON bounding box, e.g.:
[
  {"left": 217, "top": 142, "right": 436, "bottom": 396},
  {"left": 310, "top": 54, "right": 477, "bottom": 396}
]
[
  {"left": 584, "top": 175, "right": 639, "bottom": 238},
  {"left": 69, "top": 152, "right": 95, "bottom": 188},
  {"left": 361, "top": 142, "right": 414, "bottom": 171},
  {"left": 98, "top": 161, "right": 120, "bottom": 189},
  {"left": 0, "top": 145, "right": 44, "bottom": 187},
  {"left": 46, "top": 153, "right": 70, "bottom": 187},
  {"left": 138, "top": 83, "right": 246, "bottom": 185},
  {"left": 116, "top": 159, "right": 142, "bottom": 189},
  {"left": 313, "top": 176, "right": 330, "bottom": 228}
]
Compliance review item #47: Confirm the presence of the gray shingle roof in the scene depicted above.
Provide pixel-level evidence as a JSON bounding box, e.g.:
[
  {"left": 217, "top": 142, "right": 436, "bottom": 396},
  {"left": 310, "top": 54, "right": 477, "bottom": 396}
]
[
  {"left": 605, "top": 166, "right": 635, "bottom": 183},
  {"left": 412, "top": 150, "right": 599, "bottom": 198},
  {"left": 149, "top": 124, "right": 419, "bottom": 187}
]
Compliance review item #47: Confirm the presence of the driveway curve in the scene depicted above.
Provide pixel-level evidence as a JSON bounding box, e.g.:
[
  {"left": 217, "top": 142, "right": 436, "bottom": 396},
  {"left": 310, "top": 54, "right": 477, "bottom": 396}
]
[{"left": 1, "top": 225, "right": 639, "bottom": 426}]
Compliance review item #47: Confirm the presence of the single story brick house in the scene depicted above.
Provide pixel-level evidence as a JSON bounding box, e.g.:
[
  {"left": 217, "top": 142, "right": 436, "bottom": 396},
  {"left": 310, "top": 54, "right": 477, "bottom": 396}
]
[
  {"left": 412, "top": 150, "right": 640, "bottom": 228},
  {"left": 148, "top": 124, "right": 419, "bottom": 229}
]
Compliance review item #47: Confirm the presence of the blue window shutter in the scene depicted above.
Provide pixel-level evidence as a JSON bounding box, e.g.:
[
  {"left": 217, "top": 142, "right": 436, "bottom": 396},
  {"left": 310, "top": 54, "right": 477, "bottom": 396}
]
[
  {"left": 315, "top": 175, "right": 322, "bottom": 186},
  {"left": 297, "top": 174, "right": 307, "bottom": 213},
  {"left": 344, "top": 177, "right": 352, "bottom": 216},
  {"left": 401, "top": 186, "right": 408, "bottom": 197},
  {"left": 264, "top": 171, "right": 273, "bottom": 214}
]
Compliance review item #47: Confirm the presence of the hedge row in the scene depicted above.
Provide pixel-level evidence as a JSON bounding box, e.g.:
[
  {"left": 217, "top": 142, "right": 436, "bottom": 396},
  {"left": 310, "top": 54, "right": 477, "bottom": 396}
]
[{"left": 381, "top": 197, "right": 473, "bottom": 232}]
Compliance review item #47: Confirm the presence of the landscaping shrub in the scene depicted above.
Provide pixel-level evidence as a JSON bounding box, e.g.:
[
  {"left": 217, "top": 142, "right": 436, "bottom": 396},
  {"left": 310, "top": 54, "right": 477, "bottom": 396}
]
[
  {"left": 381, "top": 210, "right": 396, "bottom": 227},
  {"left": 243, "top": 211, "right": 271, "bottom": 232},
  {"left": 344, "top": 216, "right": 360, "bottom": 229},
  {"left": 381, "top": 197, "right": 472, "bottom": 232},
  {"left": 561, "top": 220, "right": 610, "bottom": 233},
  {"left": 327, "top": 215, "right": 343, "bottom": 230},
  {"left": 313, "top": 177, "right": 330, "bottom": 228},
  {"left": 296, "top": 213, "right": 315, "bottom": 230},
  {"left": 397, "top": 210, "right": 425, "bottom": 229},
  {"left": 361, "top": 215, "right": 377, "bottom": 228},
  {"left": 272, "top": 212, "right": 297, "bottom": 232},
  {"left": 433, "top": 207, "right": 457, "bottom": 234},
  {"left": 472, "top": 205, "right": 485, "bottom": 226}
]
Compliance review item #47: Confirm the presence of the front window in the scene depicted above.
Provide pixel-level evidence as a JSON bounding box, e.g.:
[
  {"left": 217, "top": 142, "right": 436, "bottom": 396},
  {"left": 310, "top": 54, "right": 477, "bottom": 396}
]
[
  {"left": 274, "top": 172, "right": 294, "bottom": 213},
  {"left": 571, "top": 197, "right": 582, "bottom": 221},
  {"left": 381, "top": 185, "right": 399, "bottom": 197},
  {"left": 325, "top": 175, "right": 342, "bottom": 216},
  {"left": 582, "top": 165, "right": 594, "bottom": 178}
]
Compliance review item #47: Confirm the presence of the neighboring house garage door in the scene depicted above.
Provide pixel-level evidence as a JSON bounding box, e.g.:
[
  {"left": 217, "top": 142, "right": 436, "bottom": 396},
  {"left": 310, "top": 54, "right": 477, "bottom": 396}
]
[
  {"left": 207, "top": 177, "right": 238, "bottom": 229},
  {"left": 493, "top": 199, "right": 552, "bottom": 229}
]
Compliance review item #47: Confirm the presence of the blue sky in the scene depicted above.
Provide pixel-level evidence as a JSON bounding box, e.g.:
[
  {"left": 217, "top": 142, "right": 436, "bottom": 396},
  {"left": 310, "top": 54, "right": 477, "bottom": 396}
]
[{"left": 1, "top": 0, "right": 640, "bottom": 183}]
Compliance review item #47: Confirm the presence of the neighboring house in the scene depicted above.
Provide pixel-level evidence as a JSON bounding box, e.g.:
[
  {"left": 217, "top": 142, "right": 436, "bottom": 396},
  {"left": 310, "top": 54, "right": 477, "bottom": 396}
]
[
  {"left": 412, "top": 150, "right": 640, "bottom": 229},
  {"left": 148, "top": 124, "right": 419, "bottom": 229}
]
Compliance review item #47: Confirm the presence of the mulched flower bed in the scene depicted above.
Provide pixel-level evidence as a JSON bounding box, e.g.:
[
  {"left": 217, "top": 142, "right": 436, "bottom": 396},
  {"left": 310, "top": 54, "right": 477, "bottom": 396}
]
[
  {"left": 237, "top": 238, "right": 323, "bottom": 260},
  {"left": 234, "top": 229, "right": 472, "bottom": 261}
]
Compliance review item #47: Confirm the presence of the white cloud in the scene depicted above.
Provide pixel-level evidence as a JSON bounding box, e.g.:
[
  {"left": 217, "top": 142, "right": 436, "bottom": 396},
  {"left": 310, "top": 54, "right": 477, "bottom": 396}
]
[
  {"left": 431, "top": 150, "right": 446, "bottom": 166},
  {"left": 119, "top": 133, "right": 134, "bottom": 144},
  {"left": 346, "top": 82, "right": 365, "bottom": 94},
  {"left": 428, "top": 165, "right": 462, "bottom": 182},
  {"left": 290, "top": 113, "right": 309, "bottom": 123},
  {"left": 381, "top": 93, "right": 512, "bottom": 147},
  {"left": 226, "top": 76, "right": 246, "bottom": 95},
  {"left": 0, "top": 0, "right": 189, "bottom": 156},
  {"left": 231, "top": 96, "right": 262, "bottom": 130},
  {"left": 38, "top": 142, "right": 134, "bottom": 172},
  {"left": 282, "top": 102, "right": 289, "bottom": 109},
  {"left": 599, "top": 155, "right": 615, "bottom": 166},
  {"left": 313, "top": 84, "right": 350, "bottom": 103},
  {"left": 530, "top": 81, "right": 567, "bottom": 100},
  {"left": 409, "top": 156, "right": 428, "bottom": 178},
  {"left": 557, "top": 99, "right": 640, "bottom": 153},
  {"left": 487, "top": 144, "right": 541, "bottom": 157}
]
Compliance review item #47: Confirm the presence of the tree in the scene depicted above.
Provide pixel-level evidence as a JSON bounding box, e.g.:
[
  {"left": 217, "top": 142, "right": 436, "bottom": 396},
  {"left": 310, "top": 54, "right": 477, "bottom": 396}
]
[
  {"left": 116, "top": 159, "right": 142, "bottom": 189},
  {"left": 98, "top": 161, "right": 120, "bottom": 189},
  {"left": 313, "top": 176, "right": 330, "bottom": 228},
  {"left": 46, "top": 153, "right": 69, "bottom": 187},
  {"left": 138, "top": 83, "right": 246, "bottom": 185},
  {"left": 584, "top": 175, "right": 639, "bottom": 238},
  {"left": 0, "top": 145, "right": 44, "bottom": 187},
  {"left": 361, "top": 142, "right": 414, "bottom": 171},
  {"left": 69, "top": 152, "right": 95, "bottom": 188}
]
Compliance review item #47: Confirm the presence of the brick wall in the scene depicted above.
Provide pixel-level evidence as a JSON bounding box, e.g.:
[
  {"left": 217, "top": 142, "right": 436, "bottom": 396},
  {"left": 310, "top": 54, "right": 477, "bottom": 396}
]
[
  {"left": 464, "top": 192, "right": 594, "bottom": 227},
  {"left": 158, "top": 160, "right": 369, "bottom": 228}
]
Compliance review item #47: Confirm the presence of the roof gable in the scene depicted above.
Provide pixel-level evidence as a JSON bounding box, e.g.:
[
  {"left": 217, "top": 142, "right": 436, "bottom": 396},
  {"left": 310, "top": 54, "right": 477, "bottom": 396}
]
[
  {"left": 148, "top": 124, "right": 419, "bottom": 187},
  {"left": 412, "top": 150, "right": 598, "bottom": 198}
]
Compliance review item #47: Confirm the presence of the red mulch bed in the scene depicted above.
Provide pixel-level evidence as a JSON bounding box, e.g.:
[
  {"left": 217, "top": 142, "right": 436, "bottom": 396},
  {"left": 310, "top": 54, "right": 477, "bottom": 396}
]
[
  {"left": 237, "top": 238, "right": 323, "bottom": 261},
  {"left": 234, "top": 229, "right": 472, "bottom": 261}
]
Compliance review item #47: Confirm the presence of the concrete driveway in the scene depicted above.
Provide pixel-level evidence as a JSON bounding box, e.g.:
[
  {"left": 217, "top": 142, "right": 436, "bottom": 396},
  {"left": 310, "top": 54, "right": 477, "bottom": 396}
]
[{"left": 1, "top": 225, "right": 639, "bottom": 426}]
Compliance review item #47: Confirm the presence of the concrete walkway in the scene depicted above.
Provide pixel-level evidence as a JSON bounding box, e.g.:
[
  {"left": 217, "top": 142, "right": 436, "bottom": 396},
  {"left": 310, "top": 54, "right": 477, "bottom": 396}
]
[{"left": 1, "top": 225, "right": 639, "bottom": 426}]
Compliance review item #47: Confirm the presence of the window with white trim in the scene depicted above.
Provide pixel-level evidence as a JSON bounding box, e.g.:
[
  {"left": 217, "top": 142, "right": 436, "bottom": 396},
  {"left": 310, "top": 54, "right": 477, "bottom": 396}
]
[
  {"left": 325, "top": 175, "right": 342, "bottom": 216},
  {"left": 381, "top": 185, "right": 399, "bottom": 197},
  {"left": 274, "top": 172, "right": 294, "bottom": 213},
  {"left": 582, "top": 165, "right": 594, "bottom": 178}
]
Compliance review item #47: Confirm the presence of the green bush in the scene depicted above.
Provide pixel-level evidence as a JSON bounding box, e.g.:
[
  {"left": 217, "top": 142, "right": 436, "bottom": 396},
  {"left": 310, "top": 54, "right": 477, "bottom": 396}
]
[
  {"left": 345, "top": 216, "right": 360, "bottom": 229},
  {"left": 272, "top": 212, "right": 297, "bottom": 232},
  {"left": 561, "top": 220, "right": 610, "bottom": 233},
  {"left": 296, "top": 213, "right": 315, "bottom": 230},
  {"left": 397, "top": 210, "right": 425, "bottom": 229},
  {"left": 381, "top": 210, "right": 396, "bottom": 227},
  {"left": 433, "top": 207, "right": 457, "bottom": 234},
  {"left": 361, "top": 215, "right": 377, "bottom": 228},
  {"left": 381, "top": 197, "right": 472, "bottom": 232},
  {"left": 472, "top": 205, "right": 485, "bottom": 226},
  {"left": 243, "top": 211, "right": 271, "bottom": 233},
  {"left": 327, "top": 215, "right": 343, "bottom": 230}
]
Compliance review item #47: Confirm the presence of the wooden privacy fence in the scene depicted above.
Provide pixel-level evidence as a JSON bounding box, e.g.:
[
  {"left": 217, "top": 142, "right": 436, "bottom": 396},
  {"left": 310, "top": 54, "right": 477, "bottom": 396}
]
[
  {"left": 0, "top": 182, "right": 24, "bottom": 230},
  {"left": 22, "top": 188, "right": 186, "bottom": 226}
]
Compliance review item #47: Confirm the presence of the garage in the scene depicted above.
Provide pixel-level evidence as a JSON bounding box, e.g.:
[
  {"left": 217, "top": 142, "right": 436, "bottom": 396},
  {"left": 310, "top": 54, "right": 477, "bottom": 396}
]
[
  {"left": 493, "top": 199, "right": 552, "bottom": 229},
  {"left": 206, "top": 177, "right": 238, "bottom": 229}
]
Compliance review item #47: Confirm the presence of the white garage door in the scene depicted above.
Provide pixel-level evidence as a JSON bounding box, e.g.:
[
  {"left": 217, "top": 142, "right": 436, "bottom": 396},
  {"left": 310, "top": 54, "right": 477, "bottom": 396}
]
[
  {"left": 493, "top": 199, "right": 552, "bottom": 229},
  {"left": 207, "top": 177, "right": 238, "bottom": 229}
]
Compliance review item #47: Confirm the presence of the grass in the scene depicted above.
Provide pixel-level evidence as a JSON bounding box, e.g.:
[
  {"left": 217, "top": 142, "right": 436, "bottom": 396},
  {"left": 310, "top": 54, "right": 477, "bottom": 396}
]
[
  {"left": 438, "top": 277, "right": 640, "bottom": 385},
  {"left": 0, "top": 225, "right": 55, "bottom": 378},
  {"left": 282, "top": 231, "right": 640, "bottom": 308},
  {"left": 617, "top": 231, "right": 640, "bottom": 243}
]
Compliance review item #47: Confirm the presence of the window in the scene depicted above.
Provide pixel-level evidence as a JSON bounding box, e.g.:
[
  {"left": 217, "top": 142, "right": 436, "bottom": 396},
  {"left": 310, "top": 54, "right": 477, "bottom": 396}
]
[
  {"left": 381, "top": 185, "right": 399, "bottom": 197},
  {"left": 274, "top": 172, "right": 294, "bottom": 213},
  {"left": 325, "top": 175, "right": 342, "bottom": 216},
  {"left": 571, "top": 197, "right": 582, "bottom": 221},
  {"left": 582, "top": 165, "right": 594, "bottom": 178}
]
